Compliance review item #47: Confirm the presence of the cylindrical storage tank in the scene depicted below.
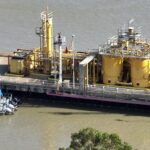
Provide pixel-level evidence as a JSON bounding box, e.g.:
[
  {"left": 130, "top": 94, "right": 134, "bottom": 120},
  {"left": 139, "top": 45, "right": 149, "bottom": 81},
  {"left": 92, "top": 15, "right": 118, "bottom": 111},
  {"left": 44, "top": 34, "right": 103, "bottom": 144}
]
[
  {"left": 9, "top": 58, "right": 24, "bottom": 74},
  {"left": 130, "top": 58, "right": 150, "bottom": 88},
  {"left": 102, "top": 55, "right": 123, "bottom": 85},
  {"left": 29, "top": 54, "right": 35, "bottom": 69}
]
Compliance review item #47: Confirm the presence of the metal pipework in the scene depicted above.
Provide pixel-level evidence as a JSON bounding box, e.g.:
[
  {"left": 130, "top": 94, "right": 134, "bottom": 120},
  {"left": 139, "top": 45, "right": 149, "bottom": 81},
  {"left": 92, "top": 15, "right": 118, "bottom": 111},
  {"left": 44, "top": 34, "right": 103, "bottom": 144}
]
[
  {"left": 58, "top": 33, "right": 63, "bottom": 84},
  {"left": 72, "top": 35, "right": 75, "bottom": 88}
]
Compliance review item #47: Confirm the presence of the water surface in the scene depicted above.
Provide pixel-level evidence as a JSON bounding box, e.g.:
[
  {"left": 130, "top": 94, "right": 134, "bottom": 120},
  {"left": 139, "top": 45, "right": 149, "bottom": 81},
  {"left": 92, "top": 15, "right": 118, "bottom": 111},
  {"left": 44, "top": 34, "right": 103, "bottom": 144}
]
[
  {"left": 0, "top": 0, "right": 150, "bottom": 51},
  {"left": 0, "top": 106, "right": 150, "bottom": 150}
]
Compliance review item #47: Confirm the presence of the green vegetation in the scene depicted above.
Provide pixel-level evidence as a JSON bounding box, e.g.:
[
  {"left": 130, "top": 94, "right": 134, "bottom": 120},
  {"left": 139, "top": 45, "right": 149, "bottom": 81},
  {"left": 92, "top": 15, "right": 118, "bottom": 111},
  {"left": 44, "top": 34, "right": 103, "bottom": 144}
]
[{"left": 59, "top": 128, "right": 133, "bottom": 150}]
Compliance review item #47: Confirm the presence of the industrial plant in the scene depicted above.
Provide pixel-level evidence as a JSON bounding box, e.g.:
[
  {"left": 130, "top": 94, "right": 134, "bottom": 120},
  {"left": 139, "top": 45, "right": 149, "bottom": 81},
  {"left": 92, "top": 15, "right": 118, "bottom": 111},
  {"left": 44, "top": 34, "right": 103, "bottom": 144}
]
[{"left": 0, "top": 9, "right": 150, "bottom": 107}]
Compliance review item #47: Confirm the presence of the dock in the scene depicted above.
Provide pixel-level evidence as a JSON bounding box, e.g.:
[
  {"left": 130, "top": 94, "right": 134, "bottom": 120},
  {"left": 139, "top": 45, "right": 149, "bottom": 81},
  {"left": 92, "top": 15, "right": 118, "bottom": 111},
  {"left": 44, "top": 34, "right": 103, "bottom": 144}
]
[{"left": 0, "top": 75, "right": 150, "bottom": 106}]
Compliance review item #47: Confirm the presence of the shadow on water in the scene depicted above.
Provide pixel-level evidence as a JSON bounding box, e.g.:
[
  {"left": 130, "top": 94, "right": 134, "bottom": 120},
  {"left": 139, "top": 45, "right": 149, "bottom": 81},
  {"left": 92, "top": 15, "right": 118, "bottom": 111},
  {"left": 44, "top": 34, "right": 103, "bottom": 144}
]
[
  {"left": 38, "top": 111, "right": 108, "bottom": 116},
  {"left": 10, "top": 91, "right": 150, "bottom": 117},
  {"left": 37, "top": 107, "right": 150, "bottom": 118}
]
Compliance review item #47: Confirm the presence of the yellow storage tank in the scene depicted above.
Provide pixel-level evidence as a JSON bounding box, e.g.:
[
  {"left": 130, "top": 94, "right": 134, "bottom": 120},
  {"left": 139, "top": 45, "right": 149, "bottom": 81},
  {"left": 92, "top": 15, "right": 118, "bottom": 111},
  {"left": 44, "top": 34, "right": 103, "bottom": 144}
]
[
  {"left": 9, "top": 58, "right": 24, "bottom": 74},
  {"left": 130, "top": 58, "right": 150, "bottom": 88},
  {"left": 102, "top": 55, "right": 123, "bottom": 84},
  {"left": 29, "top": 54, "right": 35, "bottom": 69}
]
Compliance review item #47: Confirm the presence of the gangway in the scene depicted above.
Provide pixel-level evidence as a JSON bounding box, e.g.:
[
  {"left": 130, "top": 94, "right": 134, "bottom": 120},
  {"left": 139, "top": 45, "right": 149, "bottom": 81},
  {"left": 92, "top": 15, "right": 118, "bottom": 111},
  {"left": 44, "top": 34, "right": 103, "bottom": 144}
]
[{"left": 79, "top": 54, "right": 96, "bottom": 90}]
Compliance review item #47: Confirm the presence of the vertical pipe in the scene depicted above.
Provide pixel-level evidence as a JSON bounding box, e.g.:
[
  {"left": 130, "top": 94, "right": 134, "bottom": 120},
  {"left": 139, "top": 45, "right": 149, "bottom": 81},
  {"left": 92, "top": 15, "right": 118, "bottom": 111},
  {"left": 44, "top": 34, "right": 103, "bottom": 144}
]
[
  {"left": 89, "top": 62, "right": 91, "bottom": 82},
  {"left": 86, "top": 64, "right": 88, "bottom": 86},
  {"left": 97, "top": 60, "right": 99, "bottom": 83},
  {"left": 47, "top": 17, "right": 53, "bottom": 58},
  {"left": 59, "top": 44, "right": 62, "bottom": 84},
  {"left": 83, "top": 66, "right": 85, "bottom": 95},
  {"left": 34, "top": 53, "right": 35, "bottom": 70},
  {"left": 73, "top": 52, "right": 75, "bottom": 88},
  {"left": 72, "top": 35, "right": 75, "bottom": 88},
  {"left": 57, "top": 33, "right": 65, "bottom": 86},
  {"left": 53, "top": 43, "right": 57, "bottom": 84},
  {"left": 93, "top": 59, "right": 95, "bottom": 84},
  {"left": 8, "top": 56, "right": 10, "bottom": 73},
  {"left": 40, "top": 27, "right": 42, "bottom": 66}
]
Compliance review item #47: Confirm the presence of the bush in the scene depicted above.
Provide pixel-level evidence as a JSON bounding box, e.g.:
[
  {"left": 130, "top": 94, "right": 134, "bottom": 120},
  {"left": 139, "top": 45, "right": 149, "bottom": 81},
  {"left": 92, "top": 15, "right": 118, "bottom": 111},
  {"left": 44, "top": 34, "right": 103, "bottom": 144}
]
[{"left": 59, "top": 128, "right": 133, "bottom": 150}]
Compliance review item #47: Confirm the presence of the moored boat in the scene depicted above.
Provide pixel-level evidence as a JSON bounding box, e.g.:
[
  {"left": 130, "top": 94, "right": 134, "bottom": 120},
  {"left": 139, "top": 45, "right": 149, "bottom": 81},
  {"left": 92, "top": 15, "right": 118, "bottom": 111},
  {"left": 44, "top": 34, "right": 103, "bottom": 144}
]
[{"left": 0, "top": 89, "right": 20, "bottom": 115}]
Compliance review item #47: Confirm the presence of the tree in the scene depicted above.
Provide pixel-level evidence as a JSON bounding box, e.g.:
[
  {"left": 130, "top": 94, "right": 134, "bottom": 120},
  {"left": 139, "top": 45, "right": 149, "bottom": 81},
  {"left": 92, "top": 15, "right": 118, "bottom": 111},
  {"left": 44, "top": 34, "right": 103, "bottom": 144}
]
[{"left": 59, "top": 128, "right": 133, "bottom": 150}]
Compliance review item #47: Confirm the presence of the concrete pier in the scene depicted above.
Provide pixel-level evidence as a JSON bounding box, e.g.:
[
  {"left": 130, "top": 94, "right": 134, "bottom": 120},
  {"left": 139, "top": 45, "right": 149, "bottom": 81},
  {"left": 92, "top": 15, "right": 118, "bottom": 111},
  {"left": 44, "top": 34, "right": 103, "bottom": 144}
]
[
  {"left": 0, "top": 75, "right": 150, "bottom": 106},
  {"left": 0, "top": 76, "right": 57, "bottom": 94}
]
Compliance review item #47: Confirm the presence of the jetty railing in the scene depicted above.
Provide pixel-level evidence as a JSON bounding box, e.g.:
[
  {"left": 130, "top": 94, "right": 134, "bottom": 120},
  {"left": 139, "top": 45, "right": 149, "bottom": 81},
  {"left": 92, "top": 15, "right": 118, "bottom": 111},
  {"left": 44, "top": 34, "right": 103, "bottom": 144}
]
[{"left": 0, "top": 76, "right": 150, "bottom": 103}]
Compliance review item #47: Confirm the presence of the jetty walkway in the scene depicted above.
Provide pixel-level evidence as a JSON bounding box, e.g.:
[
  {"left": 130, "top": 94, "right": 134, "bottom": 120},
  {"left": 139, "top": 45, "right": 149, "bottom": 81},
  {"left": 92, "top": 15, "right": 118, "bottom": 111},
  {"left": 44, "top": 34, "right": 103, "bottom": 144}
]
[{"left": 0, "top": 75, "right": 150, "bottom": 106}]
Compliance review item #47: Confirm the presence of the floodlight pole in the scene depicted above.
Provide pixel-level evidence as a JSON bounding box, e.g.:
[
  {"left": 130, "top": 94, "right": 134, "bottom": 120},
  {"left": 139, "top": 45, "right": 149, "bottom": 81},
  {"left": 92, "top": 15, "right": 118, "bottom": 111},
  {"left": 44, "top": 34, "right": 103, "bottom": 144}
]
[{"left": 72, "top": 35, "right": 75, "bottom": 89}]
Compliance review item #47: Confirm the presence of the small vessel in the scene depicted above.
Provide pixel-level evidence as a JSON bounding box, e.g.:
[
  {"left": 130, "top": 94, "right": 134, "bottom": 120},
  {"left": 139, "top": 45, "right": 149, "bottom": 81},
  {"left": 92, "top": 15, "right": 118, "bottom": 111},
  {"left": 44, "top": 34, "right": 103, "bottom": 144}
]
[{"left": 0, "top": 89, "right": 20, "bottom": 115}]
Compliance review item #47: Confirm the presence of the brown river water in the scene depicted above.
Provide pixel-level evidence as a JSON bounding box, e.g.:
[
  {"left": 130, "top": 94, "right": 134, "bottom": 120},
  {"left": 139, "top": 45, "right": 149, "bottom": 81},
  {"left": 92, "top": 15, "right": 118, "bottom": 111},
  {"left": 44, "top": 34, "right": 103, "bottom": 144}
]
[{"left": 0, "top": 103, "right": 150, "bottom": 150}]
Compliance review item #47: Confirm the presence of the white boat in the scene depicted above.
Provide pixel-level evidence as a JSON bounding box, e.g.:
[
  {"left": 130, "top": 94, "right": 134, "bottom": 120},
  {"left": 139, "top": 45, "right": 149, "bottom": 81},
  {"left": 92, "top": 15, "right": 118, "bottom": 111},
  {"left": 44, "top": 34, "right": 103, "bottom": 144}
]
[
  {"left": 0, "top": 89, "right": 19, "bottom": 115},
  {"left": 0, "top": 97, "right": 14, "bottom": 115}
]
